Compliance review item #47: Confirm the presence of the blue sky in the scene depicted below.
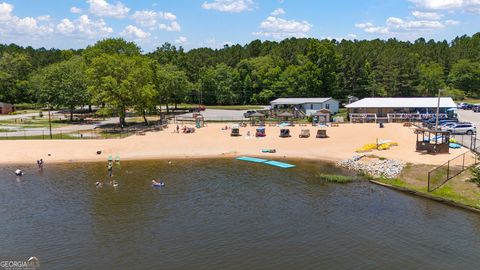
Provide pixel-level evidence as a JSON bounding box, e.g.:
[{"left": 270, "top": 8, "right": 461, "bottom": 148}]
[{"left": 1, "top": 0, "right": 479, "bottom": 51}]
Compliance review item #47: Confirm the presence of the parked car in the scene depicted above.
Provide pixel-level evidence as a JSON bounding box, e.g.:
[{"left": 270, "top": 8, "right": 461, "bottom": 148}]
[
  {"left": 426, "top": 118, "right": 458, "bottom": 128},
  {"left": 461, "top": 103, "right": 474, "bottom": 110},
  {"left": 243, "top": 110, "right": 257, "bottom": 118},
  {"left": 446, "top": 122, "right": 476, "bottom": 135},
  {"left": 440, "top": 122, "right": 469, "bottom": 130},
  {"left": 473, "top": 105, "right": 480, "bottom": 112}
]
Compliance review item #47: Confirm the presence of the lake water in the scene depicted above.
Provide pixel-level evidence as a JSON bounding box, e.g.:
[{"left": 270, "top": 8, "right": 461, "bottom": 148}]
[{"left": 1, "top": 159, "right": 480, "bottom": 269}]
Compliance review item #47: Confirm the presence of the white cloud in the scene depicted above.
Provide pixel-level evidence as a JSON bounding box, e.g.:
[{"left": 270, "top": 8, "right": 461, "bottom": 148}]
[
  {"left": 131, "top": 10, "right": 158, "bottom": 28},
  {"left": 175, "top": 36, "right": 188, "bottom": 45},
  {"left": 201, "top": 38, "right": 233, "bottom": 48},
  {"left": 410, "top": 0, "right": 480, "bottom": 13},
  {"left": 253, "top": 10, "right": 312, "bottom": 39},
  {"left": 412, "top": 10, "right": 443, "bottom": 20},
  {"left": 75, "top": 15, "right": 113, "bottom": 39},
  {"left": 445, "top": 19, "right": 460, "bottom": 25},
  {"left": 356, "top": 13, "right": 461, "bottom": 37},
  {"left": 162, "top": 12, "right": 176, "bottom": 21},
  {"left": 56, "top": 18, "right": 75, "bottom": 34},
  {"left": 202, "top": 0, "right": 254, "bottom": 13},
  {"left": 87, "top": 0, "right": 130, "bottom": 18},
  {"left": 0, "top": 2, "right": 54, "bottom": 36},
  {"left": 159, "top": 21, "right": 181, "bottom": 32},
  {"left": 70, "top": 6, "right": 82, "bottom": 14},
  {"left": 323, "top": 33, "right": 357, "bottom": 41},
  {"left": 355, "top": 22, "right": 390, "bottom": 34},
  {"left": 386, "top": 16, "right": 445, "bottom": 30},
  {"left": 271, "top": 8, "right": 285, "bottom": 16},
  {"left": 37, "top": 15, "right": 51, "bottom": 21},
  {"left": 120, "top": 25, "right": 151, "bottom": 39},
  {"left": 131, "top": 10, "right": 179, "bottom": 30}
]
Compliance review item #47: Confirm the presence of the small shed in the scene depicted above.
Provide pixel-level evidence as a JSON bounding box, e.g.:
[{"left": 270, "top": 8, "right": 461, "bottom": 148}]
[
  {"left": 250, "top": 112, "right": 266, "bottom": 126},
  {"left": 415, "top": 128, "right": 450, "bottom": 154},
  {"left": 0, "top": 102, "right": 15, "bottom": 114},
  {"left": 313, "top": 109, "right": 331, "bottom": 126},
  {"left": 277, "top": 111, "right": 294, "bottom": 126}
]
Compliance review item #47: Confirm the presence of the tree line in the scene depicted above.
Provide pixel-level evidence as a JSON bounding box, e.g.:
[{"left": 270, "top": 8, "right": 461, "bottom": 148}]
[{"left": 1, "top": 34, "right": 480, "bottom": 124}]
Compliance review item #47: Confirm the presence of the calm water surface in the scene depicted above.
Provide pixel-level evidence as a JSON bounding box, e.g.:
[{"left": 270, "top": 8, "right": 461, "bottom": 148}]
[{"left": 1, "top": 159, "right": 480, "bottom": 269}]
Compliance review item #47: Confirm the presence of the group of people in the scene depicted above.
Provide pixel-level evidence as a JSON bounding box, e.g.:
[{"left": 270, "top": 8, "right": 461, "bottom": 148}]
[
  {"left": 95, "top": 160, "right": 165, "bottom": 189},
  {"left": 96, "top": 161, "right": 117, "bottom": 188},
  {"left": 14, "top": 159, "right": 45, "bottom": 176},
  {"left": 175, "top": 124, "right": 196, "bottom": 133}
]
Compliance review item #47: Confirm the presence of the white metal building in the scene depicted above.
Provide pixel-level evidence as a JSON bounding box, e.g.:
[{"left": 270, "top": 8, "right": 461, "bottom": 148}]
[
  {"left": 345, "top": 97, "right": 457, "bottom": 122},
  {"left": 270, "top": 98, "right": 340, "bottom": 116}
]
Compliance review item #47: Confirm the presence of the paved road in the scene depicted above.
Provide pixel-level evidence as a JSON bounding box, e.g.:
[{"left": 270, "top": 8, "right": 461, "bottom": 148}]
[
  {"left": 458, "top": 109, "right": 480, "bottom": 126},
  {"left": 454, "top": 110, "right": 480, "bottom": 150},
  {"left": 177, "top": 109, "right": 249, "bottom": 121}
]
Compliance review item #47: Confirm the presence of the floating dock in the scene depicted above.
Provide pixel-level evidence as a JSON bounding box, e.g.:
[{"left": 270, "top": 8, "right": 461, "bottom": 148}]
[{"left": 236, "top": 157, "right": 296, "bottom": 169}]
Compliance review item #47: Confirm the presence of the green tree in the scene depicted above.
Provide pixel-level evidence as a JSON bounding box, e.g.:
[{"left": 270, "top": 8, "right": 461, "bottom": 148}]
[
  {"left": 83, "top": 38, "right": 141, "bottom": 63},
  {"left": 86, "top": 54, "right": 154, "bottom": 126},
  {"left": 154, "top": 64, "right": 191, "bottom": 113},
  {"left": 448, "top": 59, "right": 480, "bottom": 96},
  {"left": 31, "top": 56, "right": 88, "bottom": 120},
  {"left": 0, "top": 52, "right": 33, "bottom": 104},
  {"left": 419, "top": 63, "right": 445, "bottom": 96}
]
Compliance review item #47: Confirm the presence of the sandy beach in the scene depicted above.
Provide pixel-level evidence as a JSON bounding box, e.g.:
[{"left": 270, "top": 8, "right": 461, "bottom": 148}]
[{"left": 0, "top": 123, "right": 467, "bottom": 165}]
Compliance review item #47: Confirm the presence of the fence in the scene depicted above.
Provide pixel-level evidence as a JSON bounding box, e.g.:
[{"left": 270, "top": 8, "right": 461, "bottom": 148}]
[
  {"left": 427, "top": 149, "right": 479, "bottom": 192},
  {"left": 450, "top": 133, "right": 480, "bottom": 152},
  {"left": 0, "top": 128, "right": 146, "bottom": 140}
]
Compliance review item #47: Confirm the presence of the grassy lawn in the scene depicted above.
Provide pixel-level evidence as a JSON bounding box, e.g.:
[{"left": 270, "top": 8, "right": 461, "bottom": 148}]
[
  {"left": 0, "top": 133, "right": 78, "bottom": 140},
  {"left": 457, "top": 98, "right": 480, "bottom": 104},
  {"left": 335, "top": 108, "right": 348, "bottom": 119},
  {"left": 376, "top": 164, "right": 480, "bottom": 209}
]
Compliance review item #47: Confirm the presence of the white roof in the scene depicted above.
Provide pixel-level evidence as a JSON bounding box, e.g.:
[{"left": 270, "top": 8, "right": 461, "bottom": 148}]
[
  {"left": 271, "top": 98, "right": 334, "bottom": 105},
  {"left": 345, "top": 97, "right": 456, "bottom": 109}
]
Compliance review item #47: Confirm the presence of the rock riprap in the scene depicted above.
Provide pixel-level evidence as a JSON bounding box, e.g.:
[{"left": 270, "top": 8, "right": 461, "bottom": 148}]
[{"left": 338, "top": 155, "right": 405, "bottom": 178}]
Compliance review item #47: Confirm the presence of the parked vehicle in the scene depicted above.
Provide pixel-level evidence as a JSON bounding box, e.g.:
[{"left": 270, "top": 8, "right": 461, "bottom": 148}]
[
  {"left": 473, "top": 105, "right": 480, "bottom": 112},
  {"left": 461, "top": 103, "right": 474, "bottom": 110},
  {"left": 446, "top": 122, "right": 476, "bottom": 135},
  {"left": 243, "top": 110, "right": 257, "bottom": 118},
  {"left": 440, "top": 122, "right": 469, "bottom": 130},
  {"left": 425, "top": 118, "right": 458, "bottom": 128}
]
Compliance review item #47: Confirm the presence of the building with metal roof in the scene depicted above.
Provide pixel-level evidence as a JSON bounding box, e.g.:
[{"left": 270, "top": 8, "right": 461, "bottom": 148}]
[
  {"left": 345, "top": 97, "right": 457, "bottom": 122},
  {"left": 270, "top": 97, "right": 339, "bottom": 116}
]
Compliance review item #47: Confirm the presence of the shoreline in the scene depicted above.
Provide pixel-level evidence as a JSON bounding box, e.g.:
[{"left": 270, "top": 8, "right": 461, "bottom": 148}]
[
  {"left": 0, "top": 123, "right": 467, "bottom": 166},
  {"left": 0, "top": 150, "right": 344, "bottom": 166},
  {"left": 370, "top": 180, "right": 480, "bottom": 213}
]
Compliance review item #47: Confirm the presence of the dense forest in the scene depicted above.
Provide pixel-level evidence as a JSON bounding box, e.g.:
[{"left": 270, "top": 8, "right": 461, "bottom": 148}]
[{"left": 1, "top": 33, "right": 480, "bottom": 122}]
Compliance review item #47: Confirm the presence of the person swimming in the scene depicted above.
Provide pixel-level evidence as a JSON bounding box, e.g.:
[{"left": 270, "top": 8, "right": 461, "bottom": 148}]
[
  {"left": 152, "top": 180, "right": 165, "bottom": 187},
  {"left": 15, "top": 169, "right": 23, "bottom": 176},
  {"left": 95, "top": 181, "right": 103, "bottom": 188},
  {"left": 110, "top": 180, "right": 118, "bottom": 188}
]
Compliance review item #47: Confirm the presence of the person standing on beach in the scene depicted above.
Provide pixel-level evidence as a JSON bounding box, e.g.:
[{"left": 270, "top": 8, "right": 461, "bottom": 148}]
[{"left": 176, "top": 125, "right": 179, "bottom": 133}]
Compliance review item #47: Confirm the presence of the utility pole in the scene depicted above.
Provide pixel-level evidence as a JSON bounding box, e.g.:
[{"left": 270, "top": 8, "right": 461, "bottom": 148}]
[
  {"left": 47, "top": 103, "right": 53, "bottom": 139},
  {"left": 435, "top": 89, "right": 442, "bottom": 131}
]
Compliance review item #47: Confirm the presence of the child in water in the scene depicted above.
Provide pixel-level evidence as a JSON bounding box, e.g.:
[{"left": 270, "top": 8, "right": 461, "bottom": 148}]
[{"left": 107, "top": 162, "right": 113, "bottom": 177}]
